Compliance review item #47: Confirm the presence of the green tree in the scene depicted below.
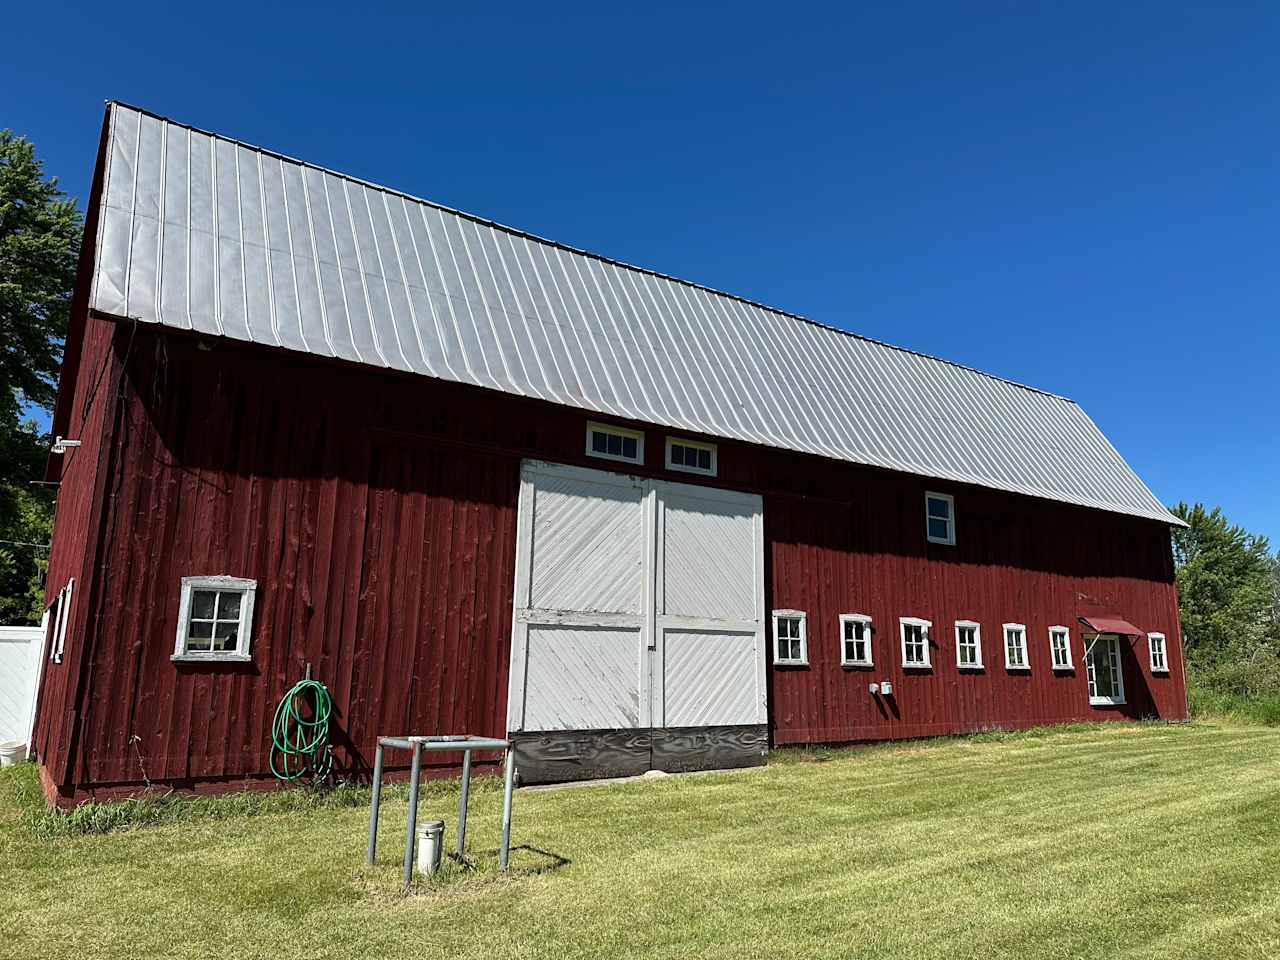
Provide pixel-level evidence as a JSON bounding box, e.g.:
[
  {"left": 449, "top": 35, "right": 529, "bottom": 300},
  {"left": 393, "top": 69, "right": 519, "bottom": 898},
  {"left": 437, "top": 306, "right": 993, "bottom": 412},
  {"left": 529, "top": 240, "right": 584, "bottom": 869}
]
[
  {"left": 1171, "top": 502, "right": 1277, "bottom": 667},
  {"left": 0, "top": 130, "right": 82, "bottom": 623},
  {"left": 1271, "top": 553, "right": 1280, "bottom": 640}
]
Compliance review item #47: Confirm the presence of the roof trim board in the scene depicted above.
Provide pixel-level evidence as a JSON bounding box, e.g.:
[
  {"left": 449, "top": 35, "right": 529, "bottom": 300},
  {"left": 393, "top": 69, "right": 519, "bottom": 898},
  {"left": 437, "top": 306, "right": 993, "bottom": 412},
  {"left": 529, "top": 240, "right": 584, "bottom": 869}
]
[{"left": 86, "top": 101, "right": 1180, "bottom": 526}]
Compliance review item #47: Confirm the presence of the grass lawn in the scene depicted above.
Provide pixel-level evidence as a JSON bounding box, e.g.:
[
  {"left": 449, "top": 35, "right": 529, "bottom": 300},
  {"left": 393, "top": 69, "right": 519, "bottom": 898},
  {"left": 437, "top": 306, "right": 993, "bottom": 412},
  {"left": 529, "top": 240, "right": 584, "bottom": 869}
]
[{"left": 3, "top": 722, "right": 1280, "bottom": 959}]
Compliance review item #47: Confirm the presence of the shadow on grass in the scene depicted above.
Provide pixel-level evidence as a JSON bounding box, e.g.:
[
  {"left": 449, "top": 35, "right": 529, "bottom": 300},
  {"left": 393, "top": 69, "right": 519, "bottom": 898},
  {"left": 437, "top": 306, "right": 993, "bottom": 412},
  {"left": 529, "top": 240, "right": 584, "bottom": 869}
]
[
  {"left": 448, "top": 844, "right": 570, "bottom": 876},
  {"left": 360, "top": 843, "right": 572, "bottom": 902}
]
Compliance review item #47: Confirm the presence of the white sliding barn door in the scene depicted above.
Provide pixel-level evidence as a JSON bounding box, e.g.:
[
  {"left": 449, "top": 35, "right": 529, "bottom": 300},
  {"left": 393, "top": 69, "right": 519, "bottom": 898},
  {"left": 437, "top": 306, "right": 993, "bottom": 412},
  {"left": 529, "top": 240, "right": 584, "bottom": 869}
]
[
  {"left": 507, "top": 461, "right": 766, "bottom": 738},
  {"left": 654, "top": 480, "right": 766, "bottom": 728}
]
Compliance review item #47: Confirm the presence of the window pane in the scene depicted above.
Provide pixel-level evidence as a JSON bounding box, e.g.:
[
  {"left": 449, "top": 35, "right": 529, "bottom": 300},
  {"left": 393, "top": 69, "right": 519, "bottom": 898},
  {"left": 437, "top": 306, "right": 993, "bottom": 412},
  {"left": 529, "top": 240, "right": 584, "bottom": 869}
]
[
  {"left": 927, "top": 497, "right": 950, "bottom": 519},
  {"left": 191, "top": 590, "right": 217, "bottom": 619},
  {"left": 213, "top": 622, "right": 239, "bottom": 652},
  {"left": 187, "top": 620, "right": 213, "bottom": 651},
  {"left": 928, "top": 518, "right": 950, "bottom": 540},
  {"left": 697, "top": 449, "right": 711, "bottom": 470},
  {"left": 216, "top": 591, "right": 241, "bottom": 619},
  {"left": 671, "top": 444, "right": 685, "bottom": 465},
  {"left": 622, "top": 436, "right": 637, "bottom": 460},
  {"left": 607, "top": 433, "right": 622, "bottom": 455},
  {"left": 592, "top": 431, "right": 607, "bottom": 453}
]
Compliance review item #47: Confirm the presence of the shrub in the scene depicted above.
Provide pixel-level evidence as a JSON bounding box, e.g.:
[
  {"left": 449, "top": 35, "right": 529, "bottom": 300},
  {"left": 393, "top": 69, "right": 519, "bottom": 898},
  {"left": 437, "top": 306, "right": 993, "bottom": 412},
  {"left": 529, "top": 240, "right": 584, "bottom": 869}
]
[{"left": 1187, "top": 649, "right": 1280, "bottom": 726}]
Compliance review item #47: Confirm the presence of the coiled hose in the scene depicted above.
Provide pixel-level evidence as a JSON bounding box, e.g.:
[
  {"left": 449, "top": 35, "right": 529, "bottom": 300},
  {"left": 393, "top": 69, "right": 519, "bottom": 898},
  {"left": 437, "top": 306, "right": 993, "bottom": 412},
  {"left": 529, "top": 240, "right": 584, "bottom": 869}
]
[{"left": 270, "top": 678, "right": 333, "bottom": 783}]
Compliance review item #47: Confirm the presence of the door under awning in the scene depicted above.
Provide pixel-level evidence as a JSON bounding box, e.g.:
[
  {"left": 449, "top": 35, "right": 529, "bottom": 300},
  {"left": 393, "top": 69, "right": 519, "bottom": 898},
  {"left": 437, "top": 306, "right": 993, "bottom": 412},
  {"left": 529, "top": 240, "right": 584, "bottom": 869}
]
[{"left": 1078, "top": 616, "right": 1144, "bottom": 636}]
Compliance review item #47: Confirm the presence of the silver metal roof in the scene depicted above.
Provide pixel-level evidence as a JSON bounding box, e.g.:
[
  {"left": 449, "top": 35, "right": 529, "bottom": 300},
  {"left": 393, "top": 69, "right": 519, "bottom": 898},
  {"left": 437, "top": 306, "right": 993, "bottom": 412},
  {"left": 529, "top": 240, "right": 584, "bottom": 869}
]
[{"left": 89, "top": 102, "right": 1177, "bottom": 525}]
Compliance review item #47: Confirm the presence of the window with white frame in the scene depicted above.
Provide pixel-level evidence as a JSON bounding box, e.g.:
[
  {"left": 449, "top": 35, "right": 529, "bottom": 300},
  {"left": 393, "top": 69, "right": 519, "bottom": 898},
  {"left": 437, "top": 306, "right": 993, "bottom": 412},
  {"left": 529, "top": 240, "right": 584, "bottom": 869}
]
[
  {"left": 665, "top": 437, "right": 717, "bottom": 476},
  {"left": 773, "top": 611, "right": 808, "bottom": 666},
  {"left": 955, "top": 620, "right": 982, "bottom": 669},
  {"left": 585, "top": 421, "right": 643, "bottom": 465},
  {"left": 1003, "top": 623, "right": 1029, "bottom": 670},
  {"left": 1148, "top": 633, "right": 1168, "bottom": 673},
  {"left": 840, "top": 614, "right": 873, "bottom": 666},
  {"left": 900, "top": 617, "right": 932, "bottom": 668},
  {"left": 173, "top": 576, "right": 257, "bottom": 661},
  {"left": 1049, "top": 626, "right": 1073, "bottom": 670},
  {"left": 46, "top": 578, "right": 74, "bottom": 664},
  {"left": 925, "top": 492, "right": 955, "bottom": 545}
]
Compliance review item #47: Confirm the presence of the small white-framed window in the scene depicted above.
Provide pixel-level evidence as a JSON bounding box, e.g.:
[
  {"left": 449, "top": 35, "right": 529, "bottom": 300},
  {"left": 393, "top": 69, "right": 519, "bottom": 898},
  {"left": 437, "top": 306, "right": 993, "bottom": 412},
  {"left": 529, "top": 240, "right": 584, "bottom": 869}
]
[
  {"left": 840, "top": 614, "right": 873, "bottom": 666},
  {"left": 1049, "top": 626, "right": 1073, "bottom": 670},
  {"left": 925, "top": 492, "right": 955, "bottom": 545},
  {"left": 955, "top": 620, "right": 982, "bottom": 669},
  {"left": 665, "top": 437, "right": 717, "bottom": 476},
  {"left": 900, "top": 617, "right": 932, "bottom": 668},
  {"left": 1003, "top": 623, "right": 1029, "bottom": 670},
  {"left": 46, "top": 578, "right": 74, "bottom": 664},
  {"left": 586, "top": 421, "right": 644, "bottom": 465},
  {"left": 1148, "top": 632, "right": 1168, "bottom": 673},
  {"left": 173, "top": 576, "right": 257, "bottom": 662},
  {"left": 773, "top": 610, "right": 808, "bottom": 666}
]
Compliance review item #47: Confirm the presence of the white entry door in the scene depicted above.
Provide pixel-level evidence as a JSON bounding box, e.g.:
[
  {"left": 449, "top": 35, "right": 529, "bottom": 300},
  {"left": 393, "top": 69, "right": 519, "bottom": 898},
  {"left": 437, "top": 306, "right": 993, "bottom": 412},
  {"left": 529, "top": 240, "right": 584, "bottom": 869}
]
[
  {"left": 507, "top": 460, "right": 766, "bottom": 734},
  {"left": 1086, "top": 635, "right": 1126, "bottom": 706}
]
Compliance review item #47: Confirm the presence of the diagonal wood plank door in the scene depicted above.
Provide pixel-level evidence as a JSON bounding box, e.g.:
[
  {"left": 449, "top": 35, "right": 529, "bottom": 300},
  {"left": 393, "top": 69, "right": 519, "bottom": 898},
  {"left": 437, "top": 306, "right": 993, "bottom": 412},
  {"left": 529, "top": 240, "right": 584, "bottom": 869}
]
[{"left": 508, "top": 460, "right": 765, "bottom": 743}]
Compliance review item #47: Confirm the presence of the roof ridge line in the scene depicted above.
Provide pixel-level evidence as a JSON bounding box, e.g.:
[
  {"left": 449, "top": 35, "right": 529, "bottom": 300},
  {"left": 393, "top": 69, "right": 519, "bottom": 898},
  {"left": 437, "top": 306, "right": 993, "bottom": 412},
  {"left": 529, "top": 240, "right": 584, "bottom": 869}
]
[{"left": 104, "top": 99, "right": 1075, "bottom": 404}]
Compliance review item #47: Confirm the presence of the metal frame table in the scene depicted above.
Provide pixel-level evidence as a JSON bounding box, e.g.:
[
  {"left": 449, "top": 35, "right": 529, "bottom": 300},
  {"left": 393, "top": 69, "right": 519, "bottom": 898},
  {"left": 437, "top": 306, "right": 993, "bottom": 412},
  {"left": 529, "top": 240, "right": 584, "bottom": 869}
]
[{"left": 366, "top": 735, "right": 515, "bottom": 886}]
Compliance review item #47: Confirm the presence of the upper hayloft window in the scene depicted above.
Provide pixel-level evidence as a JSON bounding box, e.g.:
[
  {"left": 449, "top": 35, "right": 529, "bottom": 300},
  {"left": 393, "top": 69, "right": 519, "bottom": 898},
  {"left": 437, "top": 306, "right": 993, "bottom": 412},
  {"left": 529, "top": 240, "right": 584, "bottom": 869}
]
[
  {"left": 665, "top": 437, "right": 717, "bottom": 476},
  {"left": 586, "top": 422, "right": 643, "bottom": 465},
  {"left": 173, "top": 576, "right": 257, "bottom": 662},
  {"left": 925, "top": 492, "right": 955, "bottom": 545}
]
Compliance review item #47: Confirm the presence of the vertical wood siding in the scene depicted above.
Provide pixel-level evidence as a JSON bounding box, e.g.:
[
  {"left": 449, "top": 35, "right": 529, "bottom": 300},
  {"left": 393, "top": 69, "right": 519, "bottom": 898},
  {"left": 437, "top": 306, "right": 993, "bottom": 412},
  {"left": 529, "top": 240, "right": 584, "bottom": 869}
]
[
  {"left": 32, "top": 114, "right": 119, "bottom": 787},
  {"left": 764, "top": 481, "right": 1186, "bottom": 744},
  {"left": 34, "top": 326, "right": 1186, "bottom": 800},
  {"left": 69, "top": 335, "right": 520, "bottom": 790}
]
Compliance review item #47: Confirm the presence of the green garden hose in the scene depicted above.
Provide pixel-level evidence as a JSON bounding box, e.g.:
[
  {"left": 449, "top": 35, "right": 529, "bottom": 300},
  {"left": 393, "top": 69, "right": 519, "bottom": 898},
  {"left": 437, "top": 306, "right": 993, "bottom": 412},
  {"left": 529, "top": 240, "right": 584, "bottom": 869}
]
[{"left": 269, "top": 677, "right": 333, "bottom": 783}]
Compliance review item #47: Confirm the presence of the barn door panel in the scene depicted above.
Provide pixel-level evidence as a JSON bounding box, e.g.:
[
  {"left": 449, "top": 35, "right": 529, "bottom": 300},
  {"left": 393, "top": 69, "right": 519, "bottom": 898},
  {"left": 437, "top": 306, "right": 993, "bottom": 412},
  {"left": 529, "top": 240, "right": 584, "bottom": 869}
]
[
  {"left": 507, "top": 462, "right": 652, "bottom": 733},
  {"left": 654, "top": 480, "right": 767, "bottom": 729},
  {"left": 661, "top": 628, "right": 761, "bottom": 726},
  {"left": 522, "top": 624, "right": 642, "bottom": 730}
]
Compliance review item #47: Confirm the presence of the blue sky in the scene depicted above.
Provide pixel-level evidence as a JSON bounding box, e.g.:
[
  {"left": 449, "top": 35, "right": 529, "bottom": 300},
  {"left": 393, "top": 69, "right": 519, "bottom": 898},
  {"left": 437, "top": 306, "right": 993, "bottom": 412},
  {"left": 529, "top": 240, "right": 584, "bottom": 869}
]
[{"left": 5, "top": 2, "right": 1277, "bottom": 543}]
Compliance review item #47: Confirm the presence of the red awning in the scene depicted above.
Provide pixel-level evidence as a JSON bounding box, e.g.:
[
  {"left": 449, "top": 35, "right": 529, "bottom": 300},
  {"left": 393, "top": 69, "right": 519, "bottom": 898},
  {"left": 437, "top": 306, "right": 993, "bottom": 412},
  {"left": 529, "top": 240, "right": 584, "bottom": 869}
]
[{"left": 1078, "top": 616, "right": 1143, "bottom": 636}]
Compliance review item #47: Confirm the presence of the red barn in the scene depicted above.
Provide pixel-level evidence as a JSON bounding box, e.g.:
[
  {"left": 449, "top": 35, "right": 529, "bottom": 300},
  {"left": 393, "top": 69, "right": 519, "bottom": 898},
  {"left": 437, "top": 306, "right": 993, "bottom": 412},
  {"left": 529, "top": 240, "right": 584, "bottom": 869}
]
[{"left": 31, "top": 103, "right": 1187, "bottom": 804}]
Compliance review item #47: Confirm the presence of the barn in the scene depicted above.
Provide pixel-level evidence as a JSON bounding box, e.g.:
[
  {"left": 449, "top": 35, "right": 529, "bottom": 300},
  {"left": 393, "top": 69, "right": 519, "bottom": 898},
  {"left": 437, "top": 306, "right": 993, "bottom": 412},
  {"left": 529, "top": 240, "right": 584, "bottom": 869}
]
[{"left": 31, "top": 102, "right": 1187, "bottom": 804}]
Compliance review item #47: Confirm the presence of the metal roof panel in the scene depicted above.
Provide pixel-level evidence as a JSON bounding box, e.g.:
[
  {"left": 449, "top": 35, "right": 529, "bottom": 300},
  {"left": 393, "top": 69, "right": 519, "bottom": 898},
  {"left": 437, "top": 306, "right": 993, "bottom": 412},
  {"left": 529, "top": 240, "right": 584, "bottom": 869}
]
[{"left": 89, "top": 102, "right": 1179, "bottom": 525}]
